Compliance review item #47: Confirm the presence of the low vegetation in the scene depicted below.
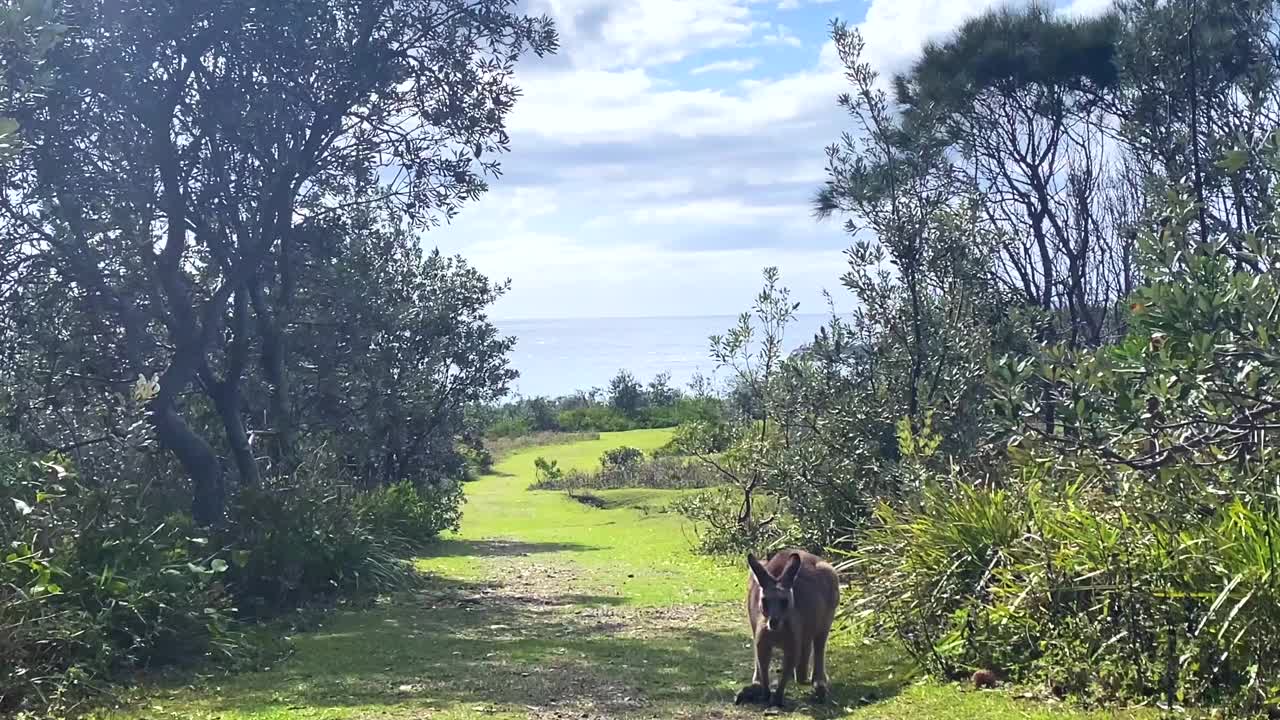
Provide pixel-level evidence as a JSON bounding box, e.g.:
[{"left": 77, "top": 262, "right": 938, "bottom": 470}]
[
  {"left": 479, "top": 371, "right": 728, "bottom": 436},
  {"left": 482, "top": 431, "right": 601, "bottom": 465},
  {"left": 0, "top": 450, "right": 452, "bottom": 714},
  {"left": 529, "top": 450, "right": 720, "bottom": 492},
  {"left": 97, "top": 432, "right": 1154, "bottom": 720}
]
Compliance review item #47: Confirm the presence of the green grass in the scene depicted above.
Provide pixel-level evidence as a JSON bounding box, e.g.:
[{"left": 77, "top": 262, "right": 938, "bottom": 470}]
[{"left": 101, "top": 429, "right": 1153, "bottom": 720}]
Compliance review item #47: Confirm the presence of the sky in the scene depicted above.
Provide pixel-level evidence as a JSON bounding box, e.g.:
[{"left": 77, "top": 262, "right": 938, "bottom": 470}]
[{"left": 427, "top": 0, "right": 1113, "bottom": 321}]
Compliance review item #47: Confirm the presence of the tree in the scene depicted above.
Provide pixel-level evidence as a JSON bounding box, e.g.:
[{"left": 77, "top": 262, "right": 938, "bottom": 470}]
[
  {"left": 0, "top": 0, "right": 556, "bottom": 522},
  {"left": 608, "top": 370, "right": 645, "bottom": 418},
  {"left": 895, "top": 5, "right": 1132, "bottom": 349},
  {"left": 1113, "top": 0, "right": 1280, "bottom": 250},
  {"left": 646, "top": 372, "right": 679, "bottom": 407},
  {"left": 285, "top": 209, "right": 517, "bottom": 488}
]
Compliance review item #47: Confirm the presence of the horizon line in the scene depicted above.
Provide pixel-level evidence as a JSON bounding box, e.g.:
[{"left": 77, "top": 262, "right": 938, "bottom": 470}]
[{"left": 493, "top": 311, "right": 848, "bottom": 323}]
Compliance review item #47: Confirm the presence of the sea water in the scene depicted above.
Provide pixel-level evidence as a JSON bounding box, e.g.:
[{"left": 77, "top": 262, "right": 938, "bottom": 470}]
[{"left": 497, "top": 314, "right": 836, "bottom": 398}]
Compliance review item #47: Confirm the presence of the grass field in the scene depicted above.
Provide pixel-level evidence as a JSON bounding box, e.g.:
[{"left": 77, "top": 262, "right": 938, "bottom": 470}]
[{"left": 103, "top": 430, "right": 1152, "bottom": 720}]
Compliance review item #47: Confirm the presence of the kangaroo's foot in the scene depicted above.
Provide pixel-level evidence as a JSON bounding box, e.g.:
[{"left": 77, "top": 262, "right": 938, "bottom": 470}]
[
  {"left": 770, "top": 688, "right": 788, "bottom": 708},
  {"left": 735, "top": 683, "right": 770, "bottom": 705},
  {"left": 811, "top": 683, "right": 829, "bottom": 704}
]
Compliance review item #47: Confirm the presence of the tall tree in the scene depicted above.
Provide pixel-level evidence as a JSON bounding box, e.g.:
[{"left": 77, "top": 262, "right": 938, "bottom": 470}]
[
  {"left": 0, "top": 0, "right": 555, "bottom": 522},
  {"left": 895, "top": 5, "right": 1130, "bottom": 348}
]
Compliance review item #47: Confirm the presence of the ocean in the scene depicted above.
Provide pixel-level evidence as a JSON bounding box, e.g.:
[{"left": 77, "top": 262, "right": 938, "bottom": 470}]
[{"left": 496, "top": 314, "right": 836, "bottom": 399}]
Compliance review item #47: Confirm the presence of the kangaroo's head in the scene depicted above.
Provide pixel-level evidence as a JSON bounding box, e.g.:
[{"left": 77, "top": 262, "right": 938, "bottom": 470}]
[{"left": 748, "top": 552, "right": 802, "bottom": 632}]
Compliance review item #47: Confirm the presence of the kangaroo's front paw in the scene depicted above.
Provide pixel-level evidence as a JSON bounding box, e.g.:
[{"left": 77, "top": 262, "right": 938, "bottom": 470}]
[{"left": 735, "top": 683, "right": 770, "bottom": 705}]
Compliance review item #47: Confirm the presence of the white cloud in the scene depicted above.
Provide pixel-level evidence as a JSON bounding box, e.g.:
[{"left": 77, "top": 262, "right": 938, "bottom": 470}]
[
  {"left": 415, "top": 25, "right": 861, "bottom": 320},
  {"left": 527, "top": 0, "right": 765, "bottom": 70},
  {"left": 1059, "top": 0, "right": 1115, "bottom": 18},
  {"left": 856, "top": 0, "right": 1006, "bottom": 77},
  {"left": 507, "top": 42, "right": 843, "bottom": 144},
  {"left": 758, "top": 23, "right": 803, "bottom": 48},
  {"left": 437, "top": 225, "right": 844, "bottom": 320},
  {"left": 777, "top": 0, "right": 837, "bottom": 8},
  {"left": 691, "top": 58, "right": 761, "bottom": 74}
]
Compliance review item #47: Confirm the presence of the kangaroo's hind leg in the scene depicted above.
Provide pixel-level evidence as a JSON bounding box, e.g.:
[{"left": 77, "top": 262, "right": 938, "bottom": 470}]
[{"left": 811, "top": 627, "right": 831, "bottom": 703}]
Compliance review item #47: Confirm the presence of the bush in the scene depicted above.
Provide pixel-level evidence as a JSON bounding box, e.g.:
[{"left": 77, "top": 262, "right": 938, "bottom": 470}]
[
  {"left": 531, "top": 456, "right": 721, "bottom": 492},
  {"left": 0, "top": 440, "right": 464, "bottom": 714},
  {"left": 533, "top": 456, "right": 563, "bottom": 484},
  {"left": 839, "top": 482, "right": 1030, "bottom": 681},
  {"left": 1, "top": 455, "right": 242, "bottom": 715},
  {"left": 456, "top": 442, "right": 494, "bottom": 478},
  {"left": 670, "top": 486, "right": 789, "bottom": 556},
  {"left": 218, "top": 476, "right": 421, "bottom": 616},
  {"left": 843, "top": 474, "right": 1280, "bottom": 711},
  {"left": 600, "top": 446, "right": 643, "bottom": 471},
  {"left": 487, "top": 417, "right": 532, "bottom": 438},
  {"left": 557, "top": 406, "right": 634, "bottom": 432},
  {"left": 355, "top": 480, "right": 464, "bottom": 549}
]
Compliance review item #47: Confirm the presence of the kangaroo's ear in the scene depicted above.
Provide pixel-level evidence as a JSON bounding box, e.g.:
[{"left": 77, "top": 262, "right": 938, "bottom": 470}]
[
  {"left": 779, "top": 553, "right": 802, "bottom": 588},
  {"left": 747, "top": 554, "right": 773, "bottom": 587}
]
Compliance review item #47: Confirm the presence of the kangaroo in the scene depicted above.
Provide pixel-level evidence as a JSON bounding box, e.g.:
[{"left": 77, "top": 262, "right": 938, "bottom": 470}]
[{"left": 734, "top": 549, "right": 839, "bottom": 707}]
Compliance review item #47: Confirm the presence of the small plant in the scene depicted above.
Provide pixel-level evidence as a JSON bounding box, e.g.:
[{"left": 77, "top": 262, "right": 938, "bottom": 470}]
[{"left": 533, "top": 456, "right": 563, "bottom": 483}]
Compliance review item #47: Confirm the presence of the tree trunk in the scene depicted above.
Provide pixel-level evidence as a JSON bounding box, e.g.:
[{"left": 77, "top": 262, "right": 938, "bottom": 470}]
[
  {"left": 211, "top": 382, "right": 259, "bottom": 487},
  {"left": 250, "top": 282, "right": 295, "bottom": 472},
  {"left": 152, "top": 400, "right": 225, "bottom": 525}
]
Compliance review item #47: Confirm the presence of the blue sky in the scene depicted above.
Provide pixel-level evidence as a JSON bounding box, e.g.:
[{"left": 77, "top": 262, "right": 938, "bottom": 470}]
[{"left": 429, "top": 0, "right": 1109, "bottom": 320}]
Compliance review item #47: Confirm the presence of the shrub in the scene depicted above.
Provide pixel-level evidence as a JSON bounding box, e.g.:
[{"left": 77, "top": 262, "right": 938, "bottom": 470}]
[
  {"left": 355, "top": 480, "right": 464, "bottom": 549},
  {"left": 0, "top": 442, "right": 461, "bottom": 715},
  {"left": 0, "top": 455, "right": 241, "bottom": 715},
  {"left": 670, "top": 486, "right": 789, "bottom": 556},
  {"left": 557, "top": 406, "right": 634, "bottom": 432},
  {"left": 456, "top": 442, "right": 494, "bottom": 478},
  {"left": 531, "top": 456, "right": 721, "bottom": 492},
  {"left": 487, "top": 417, "right": 532, "bottom": 438},
  {"left": 843, "top": 472, "right": 1280, "bottom": 711},
  {"left": 600, "top": 446, "right": 643, "bottom": 471},
  {"left": 839, "top": 482, "right": 1031, "bottom": 681},
  {"left": 218, "top": 476, "right": 420, "bottom": 615},
  {"left": 533, "top": 456, "right": 563, "bottom": 484}
]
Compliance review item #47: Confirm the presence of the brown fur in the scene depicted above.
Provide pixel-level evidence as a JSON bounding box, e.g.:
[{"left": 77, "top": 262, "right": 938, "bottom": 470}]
[
  {"left": 971, "top": 668, "right": 999, "bottom": 689},
  {"left": 734, "top": 549, "right": 839, "bottom": 707}
]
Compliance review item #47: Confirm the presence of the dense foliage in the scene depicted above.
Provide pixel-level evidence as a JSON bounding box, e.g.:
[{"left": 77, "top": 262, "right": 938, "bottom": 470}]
[
  {"left": 0, "top": 0, "right": 554, "bottom": 713},
  {"left": 480, "top": 370, "right": 727, "bottom": 436},
  {"left": 672, "top": 0, "right": 1280, "bottom": 713}
]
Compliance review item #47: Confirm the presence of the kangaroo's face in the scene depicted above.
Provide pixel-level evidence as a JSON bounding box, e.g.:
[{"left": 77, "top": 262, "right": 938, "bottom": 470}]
[
  {"left": 759, "top": 583, "right": 795, "bottom": 631},
  {"left": 748, "top": 553, "right": 802, "bottom": 632}
]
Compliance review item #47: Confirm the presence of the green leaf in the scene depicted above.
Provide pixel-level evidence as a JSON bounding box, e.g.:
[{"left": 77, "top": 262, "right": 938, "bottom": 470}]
[{"left": 1216, "top": 148, "right": 1249, "bottom": 174}]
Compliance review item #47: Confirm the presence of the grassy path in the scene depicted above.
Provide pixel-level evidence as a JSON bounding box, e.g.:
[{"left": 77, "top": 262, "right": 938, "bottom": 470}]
[{"left": 111, "top": 430, "right": 1145, "bottom": 720}]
